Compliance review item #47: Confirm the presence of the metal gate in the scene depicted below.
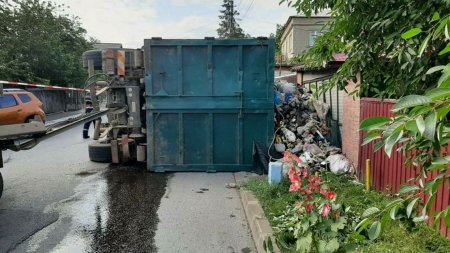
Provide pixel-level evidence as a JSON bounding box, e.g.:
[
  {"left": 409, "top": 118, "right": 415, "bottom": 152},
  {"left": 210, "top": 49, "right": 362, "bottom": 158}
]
[{"left": 144, "top": 38, "right": 274, "bottom": 172}]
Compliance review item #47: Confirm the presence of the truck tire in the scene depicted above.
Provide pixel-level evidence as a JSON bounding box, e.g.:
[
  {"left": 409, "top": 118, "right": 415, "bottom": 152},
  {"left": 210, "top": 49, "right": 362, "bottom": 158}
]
[
  {"left": 0, "top": 172, "right": 3, "bottom": 199},
  {"left": 88, "top": 142, "right": 112, "bottom": 163}
]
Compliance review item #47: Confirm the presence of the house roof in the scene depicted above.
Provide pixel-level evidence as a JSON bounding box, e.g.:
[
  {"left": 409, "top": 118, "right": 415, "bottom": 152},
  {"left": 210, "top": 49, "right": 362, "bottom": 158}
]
[
  {"left": 282, "top": 15, "right": 331, "bottom": 29},
  {"left": 331, "top": 53, "right": 347, "bottom": 62},
  {"left": 291, "top": 53, "right": 347, "bottom": 72}
]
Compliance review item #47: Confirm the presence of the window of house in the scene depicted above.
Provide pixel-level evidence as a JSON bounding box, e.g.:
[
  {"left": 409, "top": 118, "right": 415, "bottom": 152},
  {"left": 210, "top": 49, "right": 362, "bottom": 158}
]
[
  {"left": 0, "top": 94, "right": 18, "bottom": 108},
  {"left": 309, "top": 31, "right": 323, "bottom": 47},
  {"left": 18, "top": 94, "right": 32, "bottom": 103}
]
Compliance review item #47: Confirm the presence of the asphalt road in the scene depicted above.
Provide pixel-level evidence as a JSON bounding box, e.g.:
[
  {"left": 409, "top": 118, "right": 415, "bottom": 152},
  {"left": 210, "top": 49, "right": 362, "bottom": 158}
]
[{"left": 0, "top": 118, "right": 255, "bottom": 252}]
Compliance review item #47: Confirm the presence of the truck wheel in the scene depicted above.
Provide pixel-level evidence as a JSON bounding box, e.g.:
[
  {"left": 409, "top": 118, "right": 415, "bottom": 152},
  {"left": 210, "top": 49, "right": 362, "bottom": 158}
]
[
  {"left": 88, "top": 142, "right": 112, "bottom": 163},
  {"left": 0, "top": 172, "right": 3, "bottom": 199}
]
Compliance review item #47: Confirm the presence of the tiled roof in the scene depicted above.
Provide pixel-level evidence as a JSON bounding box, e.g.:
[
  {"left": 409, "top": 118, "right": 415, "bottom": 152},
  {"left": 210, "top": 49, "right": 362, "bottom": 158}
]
[{"left": 332, "top": 53, "right": 348, "bottom": 62}]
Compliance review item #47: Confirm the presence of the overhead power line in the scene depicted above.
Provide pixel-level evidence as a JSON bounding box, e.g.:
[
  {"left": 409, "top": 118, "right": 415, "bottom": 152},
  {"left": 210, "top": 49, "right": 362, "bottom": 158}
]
[{"left": 241, "top": 0, "right": 254, "bottom": 20}]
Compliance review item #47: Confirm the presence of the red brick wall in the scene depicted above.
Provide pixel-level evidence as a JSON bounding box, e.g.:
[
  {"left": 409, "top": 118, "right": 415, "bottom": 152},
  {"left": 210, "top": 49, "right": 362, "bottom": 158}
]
[{"left": 342, "top": 74, "right": 361, "bottom": 168}]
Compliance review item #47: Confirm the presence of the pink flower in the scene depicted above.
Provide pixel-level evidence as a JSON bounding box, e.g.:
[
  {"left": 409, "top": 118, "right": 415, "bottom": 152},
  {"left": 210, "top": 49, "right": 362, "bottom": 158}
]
[
  {"left": 320, "top": 188, "right": 328, "bottom": 196},
  {"left": 283, "top": 151, "right": 292, "bottom": 162},
  {"left": 289, "top": 179, "right": 302, "bottom": 192},
  {"left": 308, "top": 175, "right": 321, "bottom": 190},
  {"left": 301, "top": 188, "right": 313, "bottom": 195},
  {"left": 306, "top": 203, "right": 315, "bottom": 212},
  {"left": 302, "top": 168, "right": 308, "bottom": 179},
  {"left": 288, "top": 168, "right": 300, "bottom": 182},
  {"left": 289, "top": 175, "right": 302, "bottom": 192},
  {"left": 322, "top": 203, "right": 331, "bottom": 217},
  {"left": 326, "top": 191, "right": 337, "bottom": 201},
  {"left": 291, "top": 154, "right": 302, "bottom": 164}
]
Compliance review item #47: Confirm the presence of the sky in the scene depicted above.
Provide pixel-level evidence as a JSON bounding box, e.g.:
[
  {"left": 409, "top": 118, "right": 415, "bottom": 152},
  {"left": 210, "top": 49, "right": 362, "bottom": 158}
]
[{"left": 56, "top": 0, "right": 298, "bottom": 48}]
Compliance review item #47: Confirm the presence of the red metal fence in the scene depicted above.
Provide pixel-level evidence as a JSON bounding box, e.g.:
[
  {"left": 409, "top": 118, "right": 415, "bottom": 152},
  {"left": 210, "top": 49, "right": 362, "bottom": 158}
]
[{"left": 358, "top": 97, "right": 450, "bottom": 237}]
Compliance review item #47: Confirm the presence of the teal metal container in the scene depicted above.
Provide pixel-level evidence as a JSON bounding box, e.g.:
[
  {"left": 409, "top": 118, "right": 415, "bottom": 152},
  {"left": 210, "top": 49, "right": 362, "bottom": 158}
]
[{"left": 144, "top": 38, "right": 274, "bottom": 172}]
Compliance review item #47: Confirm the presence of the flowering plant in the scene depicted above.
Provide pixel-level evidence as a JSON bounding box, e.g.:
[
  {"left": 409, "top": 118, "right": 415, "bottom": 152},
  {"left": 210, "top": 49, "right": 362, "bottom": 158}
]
[{"left": 273, "top": 152, "right": 354, "bottom": 253}]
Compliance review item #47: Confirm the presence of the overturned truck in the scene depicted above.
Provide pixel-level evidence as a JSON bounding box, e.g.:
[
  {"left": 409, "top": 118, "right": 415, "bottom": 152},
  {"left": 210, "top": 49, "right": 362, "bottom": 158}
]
[{"left": 84, "top": 38, "right": 275, "bottom": 172}]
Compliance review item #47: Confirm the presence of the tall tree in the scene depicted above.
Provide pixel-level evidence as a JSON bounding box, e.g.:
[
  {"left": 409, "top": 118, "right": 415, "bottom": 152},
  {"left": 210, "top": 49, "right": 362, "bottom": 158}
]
[
  {"left": 217, "top": 0, "right": 245, "bottom": 39},
  {"left": 0, "top": 0, "right": 94, "bottom": 87}
]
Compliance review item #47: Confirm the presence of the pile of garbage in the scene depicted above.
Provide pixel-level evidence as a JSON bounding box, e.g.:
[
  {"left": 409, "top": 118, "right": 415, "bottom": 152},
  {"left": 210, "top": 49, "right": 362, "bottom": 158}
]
[{"left": 273, "top": 80, "right": 354, "bottom": 175}]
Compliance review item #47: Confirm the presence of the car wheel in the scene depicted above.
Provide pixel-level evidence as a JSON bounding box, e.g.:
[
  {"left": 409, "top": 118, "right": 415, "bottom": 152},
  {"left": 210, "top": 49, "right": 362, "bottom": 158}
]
[
  {"left": 88, "top": 141, "right": 112, "bottom": 163},
  {"left": 0, "top": 172, "right": 3, "bottom": 199}
]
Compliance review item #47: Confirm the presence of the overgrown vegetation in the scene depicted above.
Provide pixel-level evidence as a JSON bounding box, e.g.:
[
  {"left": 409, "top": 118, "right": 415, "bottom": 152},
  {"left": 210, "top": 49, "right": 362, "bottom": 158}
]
[
  {"left": 280, "top": 0, "right": 450, "bottom": 98},
  {"left": 280, "top": 0, "right": 450, "bottom": 240},
  {"left": 244, "top": 173, "right": 450, "bottom": 253},
  {"left": 357, "top": 12, "right": 450, "bottom": 239},
  {"left": 0, "top": 0, "right": 94, "bottom": 87}
]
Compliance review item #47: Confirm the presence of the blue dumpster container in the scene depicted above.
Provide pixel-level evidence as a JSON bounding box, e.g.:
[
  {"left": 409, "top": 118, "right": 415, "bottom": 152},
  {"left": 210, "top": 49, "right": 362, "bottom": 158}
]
[{"left": 144, "top": 38, "right": 274, "bottom": 172}]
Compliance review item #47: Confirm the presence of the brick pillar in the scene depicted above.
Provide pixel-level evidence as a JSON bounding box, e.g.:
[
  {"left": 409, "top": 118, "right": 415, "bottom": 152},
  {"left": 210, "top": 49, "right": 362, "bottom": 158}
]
[{"left": 342, "top": 73, "right": 361, "bottom": 168}]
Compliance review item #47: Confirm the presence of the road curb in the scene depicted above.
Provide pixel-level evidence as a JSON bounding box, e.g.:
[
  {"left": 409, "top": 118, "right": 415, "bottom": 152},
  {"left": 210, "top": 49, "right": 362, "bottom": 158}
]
[{"left": 235, "top": 173, "right": 280, "bottom": 253}]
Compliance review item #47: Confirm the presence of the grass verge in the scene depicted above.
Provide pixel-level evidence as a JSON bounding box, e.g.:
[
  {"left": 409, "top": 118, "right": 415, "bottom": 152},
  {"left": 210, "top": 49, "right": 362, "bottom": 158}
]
[{"left": 243, "top": 172, "right": 450, "bottom": 253}]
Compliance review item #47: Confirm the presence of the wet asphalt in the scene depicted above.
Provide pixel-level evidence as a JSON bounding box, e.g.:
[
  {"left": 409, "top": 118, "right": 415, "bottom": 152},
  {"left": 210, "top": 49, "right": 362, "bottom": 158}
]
[
  {"left": 89, "top": 164, "right": 168, "bottom": 253},
  {"left": 0, "top": 117, "right": 255, "bottom": 252}
]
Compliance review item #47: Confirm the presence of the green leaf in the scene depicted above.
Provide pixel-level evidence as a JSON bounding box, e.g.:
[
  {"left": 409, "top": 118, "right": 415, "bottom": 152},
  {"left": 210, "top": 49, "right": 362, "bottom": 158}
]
[
  {"left": 392, "top": 95, "right": 432, "bottom": 112},
  {"left": 363, "top": 207, "right": 380, "bottom": 218},
  {"left": 432, "top": 12, "right": 441, "bottom": 22},
  {"left": 401, "top": 28, "right": 422, "bottom": 39},
  {"left": 407, "top": 198, "right": 420, "bottom": 218},
  {"left": 435, "top": 18, "right": 449, "bottom": 38},
  {"left": 439, "top": 44, "right": 450, "bottom": 55},
  {"left": 331, "top": 217, "right": 346, "bottom": 232},
  {"left": 416, "top": 116, "right": 425, "bottom": 135},
  {"left": 399, "top": 184, "right": 420, "bottom": 194},
  {"left": 438, "top": 65, "right": 450, "bottom": 87},
  {"left": 296, "top": 232, "right": 312, "bottom": 253},
  {"left": 326, "top": 238, "right": 339, "bottom": 253},
  {"left": 360, "top": 117, "right": 391, "bottom": 130},
  {"left": 386, "top": 198, "right": 404, "bottom": 209},
  {"left": 381, "top": 212, "right": 391, "bottom": 232},
  {"left": 355, "top": 218, "right": 370, "bottom": 233},
  {"left": 423, "top": 111, "right": 437, "bottom": 141},
  {"left": 405, "top": 120, "right": 419, "bottom": 134},
  {"left": 413, "top": 215, "right": 427, "bottom": 222},
  {"left": 384, "top": 130, "right": 403, "bottom": 157},
  {"left": 425, "top": 88, "right": 450, "bottom": 101},
  {"left": 431, "top": 156, "right": 450, "bottom": 165},
  {"left": 390, "top": 205, "right": 399, "bottom": 220},
  {"left": 368, "top": 221, "right": 382, "bottom": 240},
  {"left": 426, "top": 65, "right": 446, "bottom": 75},
  {"left": 374, "top": 141, "right": 385, "bottom": 152},
  {"left": 445, "top": 212, "right": 450, "bottom": 228},
  {"left": 362, "top": 132, "right": 381, "bottom": 145},
  {"left": 418, "top": 34, "right": 432, "bottom": 57},
  {"left": 437, "top": 106, "right": 450, "bottom": 120}
]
